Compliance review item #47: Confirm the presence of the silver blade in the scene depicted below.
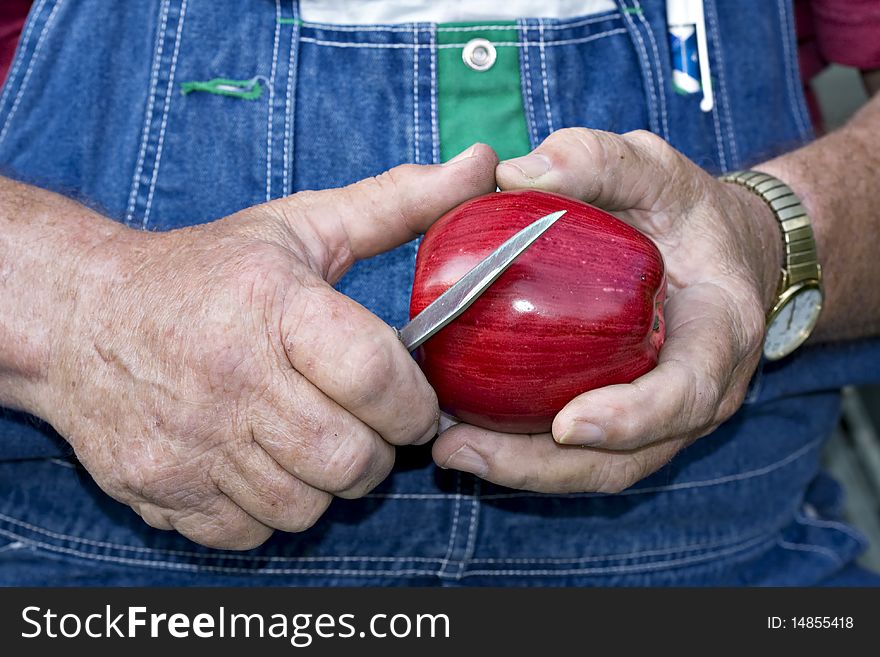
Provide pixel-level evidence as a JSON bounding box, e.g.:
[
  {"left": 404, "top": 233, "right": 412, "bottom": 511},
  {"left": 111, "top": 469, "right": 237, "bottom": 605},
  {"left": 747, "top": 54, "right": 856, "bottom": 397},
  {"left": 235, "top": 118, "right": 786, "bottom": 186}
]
[{"left": 398, "top": 209, "right": 566, "bottom": 351}]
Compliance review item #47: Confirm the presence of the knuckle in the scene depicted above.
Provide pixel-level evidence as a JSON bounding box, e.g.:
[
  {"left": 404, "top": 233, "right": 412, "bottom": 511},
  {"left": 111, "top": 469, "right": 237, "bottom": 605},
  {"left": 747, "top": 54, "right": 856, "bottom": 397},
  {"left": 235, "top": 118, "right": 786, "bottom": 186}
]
[
  {"left": 134, "top": 503, "right": 173, "bottom": 531},
  {"left": 248, "top": 475, "right": 295, "bottom": 519},
  {"left": 222, "top": 527, "right": 274, "bottom": 551},
  {"left": 190, "top": 516, "right": 273, "bottom": 551},
  {"left": 624, "top": 129, "right": 679, "bottom": 168},
  {"left": 625, "top": 128, "right": 664, "bottom": 148},
  {"left": 342, "top": 338, "right": 396, "bottom": 408},
  {"left": 282, "top": 492, "right": 332, "bottom": 533},
  {"left": 284, "top": 405, "right": 333, "bottom": 452},
  {"left": 547, "top": 126, "right": 593, "bottom": 147},
  {"left": 387, "top": 387, "right": 439, "bottom": 445},
  {"left": 267, "top": 188, "right": 320, "bottom": 225},
  {"left": 336, "top": 449, "right": 394, "bottom": 498},
  {"left": 613, "top": 404, "right": 649, "bottom": 446},
  {"left": 717, "top": 390, "right": 746, "bottom": 423},
  {"left": 324, "top": 436, "right": 380, "bottom": 493},
  {"left": 122, "top": 455, "right": 195, "bottom": 506},
  {"left": 562, "top": 127, "right": 608, "bottom": 159},
  {"left": 544, "top": 128, "right": 608, "bottom": 167},
  {"left": 356, "top": 167, "right": 414, "bottom": 225}
]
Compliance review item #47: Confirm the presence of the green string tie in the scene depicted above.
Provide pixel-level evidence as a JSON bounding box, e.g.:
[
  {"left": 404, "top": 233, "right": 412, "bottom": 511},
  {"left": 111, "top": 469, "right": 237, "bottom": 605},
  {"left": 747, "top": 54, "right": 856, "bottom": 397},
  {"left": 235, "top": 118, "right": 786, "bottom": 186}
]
[{"left": 180, "top": 77, "right": 264, "bottom": 100}]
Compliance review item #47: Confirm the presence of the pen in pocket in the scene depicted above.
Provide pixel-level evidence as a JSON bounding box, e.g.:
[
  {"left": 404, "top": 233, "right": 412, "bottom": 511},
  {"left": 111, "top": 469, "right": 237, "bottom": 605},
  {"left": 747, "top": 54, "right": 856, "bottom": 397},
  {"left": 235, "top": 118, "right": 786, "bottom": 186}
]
[{"left": 666, "top": 0, "right": 714, "bottom": 112}]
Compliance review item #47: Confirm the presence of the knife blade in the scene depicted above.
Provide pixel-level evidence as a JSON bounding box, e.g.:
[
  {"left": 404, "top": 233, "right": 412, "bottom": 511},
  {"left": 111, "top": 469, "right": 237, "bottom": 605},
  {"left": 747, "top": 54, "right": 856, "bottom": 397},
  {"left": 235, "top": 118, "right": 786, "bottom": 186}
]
[{"left": 396, "top": 209, "right": 566, "bottom": 351}]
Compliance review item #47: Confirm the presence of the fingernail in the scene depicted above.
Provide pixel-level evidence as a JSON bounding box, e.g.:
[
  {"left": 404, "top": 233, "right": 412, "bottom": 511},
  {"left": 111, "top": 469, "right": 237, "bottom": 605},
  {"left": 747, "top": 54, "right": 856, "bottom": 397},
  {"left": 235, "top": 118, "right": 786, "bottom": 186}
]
[
  {"left": 443, "top": 445, "right": 488, "bottom": 476},
  {"left": 442, "top": 144, "right": 477, "bottom": 166},
  {"left": 438, "top": 411, "right": 460, "bottom": 434},
  {"left": 501, "top": 153, "right": 551, "bottom": 179},
  {"left": 558, "top": 422, "right": 606, "bottom": 446}
]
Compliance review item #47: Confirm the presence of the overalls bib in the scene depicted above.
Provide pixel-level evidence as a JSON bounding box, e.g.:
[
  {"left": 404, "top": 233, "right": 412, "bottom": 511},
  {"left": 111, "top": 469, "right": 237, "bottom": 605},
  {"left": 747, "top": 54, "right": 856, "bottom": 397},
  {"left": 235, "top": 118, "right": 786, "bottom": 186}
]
[{"left": 0, "top": 0, "right": 876, "bottom": 585}]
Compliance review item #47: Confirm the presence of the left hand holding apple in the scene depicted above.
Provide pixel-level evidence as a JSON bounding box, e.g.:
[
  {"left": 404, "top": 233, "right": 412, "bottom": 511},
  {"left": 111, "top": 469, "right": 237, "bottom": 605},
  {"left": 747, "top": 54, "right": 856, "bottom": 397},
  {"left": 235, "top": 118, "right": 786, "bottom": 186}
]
[{"left": 433, "top": 128, "right": 784, "bottom": 493}]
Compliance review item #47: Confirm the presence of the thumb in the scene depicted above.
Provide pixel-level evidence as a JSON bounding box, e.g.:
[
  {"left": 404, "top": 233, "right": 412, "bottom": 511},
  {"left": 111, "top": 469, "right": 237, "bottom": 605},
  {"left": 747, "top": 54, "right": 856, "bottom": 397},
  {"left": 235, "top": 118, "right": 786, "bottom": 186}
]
[
  {"left": 495, "top": 128, "right": 687, "bottom": 214},
  {"left": 270, "top": 143, "right": 498, "bottom": 282}
]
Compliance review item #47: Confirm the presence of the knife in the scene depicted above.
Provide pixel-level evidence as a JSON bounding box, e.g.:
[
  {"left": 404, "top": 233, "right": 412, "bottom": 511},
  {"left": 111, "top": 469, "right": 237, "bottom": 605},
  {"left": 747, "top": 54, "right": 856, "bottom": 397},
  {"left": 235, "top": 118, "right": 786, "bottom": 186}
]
[{"left": 396, "top": 209, "right": 566, "bottom": 351}]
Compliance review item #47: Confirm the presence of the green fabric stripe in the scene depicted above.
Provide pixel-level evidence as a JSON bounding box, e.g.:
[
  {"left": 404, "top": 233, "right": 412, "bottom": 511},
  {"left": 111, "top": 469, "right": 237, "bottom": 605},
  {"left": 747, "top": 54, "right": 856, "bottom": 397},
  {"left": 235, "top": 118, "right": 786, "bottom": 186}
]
[{"left": 436, "top": 22, "right": 531, "bottom": 162}]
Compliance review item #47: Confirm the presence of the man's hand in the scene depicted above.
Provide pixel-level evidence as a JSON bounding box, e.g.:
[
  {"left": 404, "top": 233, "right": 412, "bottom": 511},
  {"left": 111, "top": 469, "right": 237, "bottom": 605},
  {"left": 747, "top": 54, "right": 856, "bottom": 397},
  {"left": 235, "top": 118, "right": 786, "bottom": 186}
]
[
  {"left": 3, "top": 145, "right": 497, "bottom": 549},
  {"left": 433, "top": 129, "right": 783, "bottom": 493}
]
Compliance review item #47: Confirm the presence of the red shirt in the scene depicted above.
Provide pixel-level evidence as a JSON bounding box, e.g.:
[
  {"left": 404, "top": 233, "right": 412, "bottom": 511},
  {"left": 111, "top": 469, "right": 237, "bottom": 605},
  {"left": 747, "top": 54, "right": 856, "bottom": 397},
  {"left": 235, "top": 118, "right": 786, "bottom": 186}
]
[{"left": 0, "top": 0, "right": 30, "bottom": 88}]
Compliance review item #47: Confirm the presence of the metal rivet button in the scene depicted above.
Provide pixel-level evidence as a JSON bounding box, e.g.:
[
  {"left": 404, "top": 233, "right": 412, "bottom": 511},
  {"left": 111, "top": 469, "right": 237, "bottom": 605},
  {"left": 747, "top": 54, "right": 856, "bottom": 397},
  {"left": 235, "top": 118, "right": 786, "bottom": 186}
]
[{"left": 462, "top": 38, "right": 496, "bottom": 72}]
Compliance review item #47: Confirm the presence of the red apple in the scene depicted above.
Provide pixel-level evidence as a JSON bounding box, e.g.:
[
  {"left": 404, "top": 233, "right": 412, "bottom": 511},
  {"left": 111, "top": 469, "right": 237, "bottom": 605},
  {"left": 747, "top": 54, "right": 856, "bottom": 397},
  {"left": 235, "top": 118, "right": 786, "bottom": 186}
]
[{"left": 410, "top": 189, "right": 666, "bottom": 434}]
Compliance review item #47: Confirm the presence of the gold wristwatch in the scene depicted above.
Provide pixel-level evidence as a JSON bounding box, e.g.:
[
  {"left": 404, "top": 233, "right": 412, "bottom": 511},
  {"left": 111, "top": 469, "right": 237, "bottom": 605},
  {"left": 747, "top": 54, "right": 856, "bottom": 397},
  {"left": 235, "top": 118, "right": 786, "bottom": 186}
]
[{"left": 719, "top": 170, "right": 823, "bottom": 361}]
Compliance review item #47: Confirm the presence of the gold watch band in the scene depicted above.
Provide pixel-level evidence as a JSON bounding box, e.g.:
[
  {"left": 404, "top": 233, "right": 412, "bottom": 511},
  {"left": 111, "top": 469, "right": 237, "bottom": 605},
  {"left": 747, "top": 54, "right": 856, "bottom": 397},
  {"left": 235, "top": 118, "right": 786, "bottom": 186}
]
[{"left": 718, "top": 170, "right": 822, "bottom": 291}]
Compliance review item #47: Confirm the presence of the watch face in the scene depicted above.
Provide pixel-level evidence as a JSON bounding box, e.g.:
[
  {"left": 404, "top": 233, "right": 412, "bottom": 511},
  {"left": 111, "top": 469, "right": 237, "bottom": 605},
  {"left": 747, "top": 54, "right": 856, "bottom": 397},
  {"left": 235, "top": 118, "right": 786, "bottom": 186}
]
[{"left": 764, "top": 286, "right": 823, "bottom": 361}]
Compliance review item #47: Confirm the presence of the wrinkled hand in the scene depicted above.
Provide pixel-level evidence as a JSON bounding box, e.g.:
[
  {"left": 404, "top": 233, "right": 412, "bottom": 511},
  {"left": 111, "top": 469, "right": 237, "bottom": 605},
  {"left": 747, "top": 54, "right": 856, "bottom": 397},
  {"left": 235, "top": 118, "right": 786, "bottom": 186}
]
[
  {"left": 433, "top": 129, "right": 782, "bottom": 493},
  {"left": 42, "top": 145, "right": 497, "bottom": 548}
]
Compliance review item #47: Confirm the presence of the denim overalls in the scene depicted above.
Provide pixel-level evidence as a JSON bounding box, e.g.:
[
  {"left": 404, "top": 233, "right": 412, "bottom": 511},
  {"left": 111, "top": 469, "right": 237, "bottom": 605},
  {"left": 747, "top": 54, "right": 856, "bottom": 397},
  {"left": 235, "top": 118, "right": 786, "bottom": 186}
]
[{"left": 0, "top": 0, "right": 878, "bottom": 586}]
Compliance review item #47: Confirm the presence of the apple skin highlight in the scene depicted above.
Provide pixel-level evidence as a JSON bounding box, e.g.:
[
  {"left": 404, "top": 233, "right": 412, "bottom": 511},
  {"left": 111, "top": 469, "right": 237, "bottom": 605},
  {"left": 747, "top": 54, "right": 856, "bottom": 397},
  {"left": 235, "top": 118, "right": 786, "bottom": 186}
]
[{"left": 410, "top": 189, "right": 667, "bottom": 434}]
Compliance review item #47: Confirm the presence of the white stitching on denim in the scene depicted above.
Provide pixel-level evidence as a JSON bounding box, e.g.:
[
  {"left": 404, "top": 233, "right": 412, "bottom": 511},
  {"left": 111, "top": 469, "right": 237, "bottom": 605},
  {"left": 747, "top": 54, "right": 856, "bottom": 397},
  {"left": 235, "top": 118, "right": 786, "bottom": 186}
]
[
  {"left": 0, "top": 0, "right": 48, "bottom": 120},
  {"left": 460, "top": 533, "right": 775, "bottom": 577},
  {"left": 776, "top": 0, "right": 810, "bottom": 139},
  {"left": 141, "top": 0, "right": 189, "bottom": 229},
  {"left": 301, "top": 22, "right": 415, "bottom": 33},
  {"left": 458, "top": 477, "right": 481, "bottom": 577},
  {"left": 0, "top": 515, "right": 781, "bottom": 575},
  {"left": 704, "top": 0, "right": 738, "bottom": 169},
  {"left": 125, "top": 0, "right": 171, "bottom": 224},
  {"left": 442, "top": 32, "right": 628, "bottom": 48},
  {"left": 0, "top": 444, "right": 819, "bottom": 565},
  {"left": 480, "top": 438, "right": 822, "bottom": 499},
  {"left": 297, "top": 13, "right": 621, "bottom": 33},
  {"left": 365, "top": 493, "right": 461, "bottom": 499},
  {"left": 0, "top": 510, "right": 443, "bottom": 562},
  {"left": 300, "top": 38, "right": 413, "bottom": 48},
  {"left": 617, "top": 0, "right": 658, "bottom": 135},
  {"left": 519, "top": 21, "right": 539, "bottom": 147},
  {"left": 537, "top": 20, "right": 555, "bottom": 134},
  {"left": 49, "top": 458, "right": 77, "bottom": 469},
  {"left": 0, "top": 526, "right": 774, "bottom": 577},
  {"left": 265, "top": 0, "right": 282, "bottom": 201},
  {"left": 282, "top": 0, "right": 299, "bottom": 197},
  {"left": 299, "top": 30, "right": 627, "bottom": 49},
  {"left": 794, "top": 512, "right": 867, "bottom": 544},
  {"left": 548, "top": 11, "right": 620, "bottom": 30},
  {"left": 438, "top": 473, "right": 463, "bottom": 576},
  {"left": 776, "top": 538, "right": 843, "bottom": 566},
  {"left": 429, "top": 27, "right": 439, "bottom": 163},
  {"left": 0, "top": 0, "right": 66, "bottom": 148},
  {"left": 708, "top": 89, "right": 727, "bottom": 171},
  {"left": 776, "top": 0, "right": 811, "bottom": 137},
  {"left": 632, "top": 0, "right": 668, "bottom": 141},
  {"left": 437, "top": 24, "right": 522, "bottom": 34},
  {"left": 0, "top": 529, "right": 440, "bottom": 576},
  {"left": 469, "top": 525, "right": 779, "bottom": 564},
  {"left": 412, "top": 26, "right": 419, "bottom": 164},
  {"left": 438, "top": 14, "right": 622, "bottom": 32}
]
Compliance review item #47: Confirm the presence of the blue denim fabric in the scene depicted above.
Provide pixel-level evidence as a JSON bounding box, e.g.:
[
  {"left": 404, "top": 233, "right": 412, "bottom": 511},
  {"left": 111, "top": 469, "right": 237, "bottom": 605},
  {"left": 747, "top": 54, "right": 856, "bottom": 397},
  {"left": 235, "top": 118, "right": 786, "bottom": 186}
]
[{"left": 0, "top": 0, "right": 876, "bottom": 586}]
